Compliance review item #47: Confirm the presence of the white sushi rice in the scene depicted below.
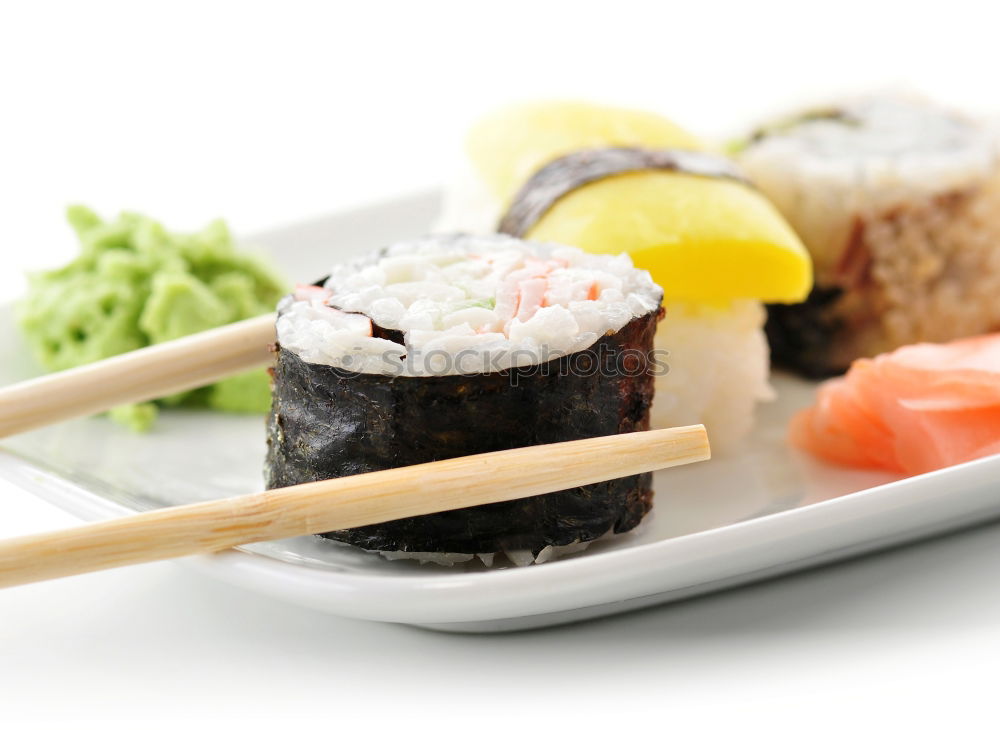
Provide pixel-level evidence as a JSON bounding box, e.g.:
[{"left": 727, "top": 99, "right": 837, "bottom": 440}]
[
  {"left": 276, "top": 233, "right": 662, "bottom": 376},
  {"left": 738, "top": 94, "right": 1000, "bottom": 276},
  {"left": 739, "top": 94, "right": 1000, "bottom": 366},
  {"left": 650, "top": 299, "right": 773, "bottom": 451}
]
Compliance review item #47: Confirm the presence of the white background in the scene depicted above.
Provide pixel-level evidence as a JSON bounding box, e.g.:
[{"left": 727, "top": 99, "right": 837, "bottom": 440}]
[{"left": 2, "top": 1, "right": 1000, "bottom": 726}]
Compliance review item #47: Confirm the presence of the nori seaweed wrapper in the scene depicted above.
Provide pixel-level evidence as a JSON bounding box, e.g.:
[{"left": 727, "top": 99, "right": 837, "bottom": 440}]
[
  {"left": 765, "top": 285, "right": 847, "bottom": 379},
  {"left": 265, "top": 307, "right": 661, "bottom": 556},
  {"left": 498, "top": 147, "right": 752, "bottom": 238},
  {"left": 734, "top": 107, "right": 856, "bottom": 154}
]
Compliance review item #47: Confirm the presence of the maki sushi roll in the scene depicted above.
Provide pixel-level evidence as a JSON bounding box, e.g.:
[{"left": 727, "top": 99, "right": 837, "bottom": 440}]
[
  {"left": 265, "top": 233, "right": 663, "bottom": 566},
  {"left": 736, "top": 95, "right": 1000, "bottom": 377},
  {"left": 437, "top": 101, "right": 813, "bottom": 450}
]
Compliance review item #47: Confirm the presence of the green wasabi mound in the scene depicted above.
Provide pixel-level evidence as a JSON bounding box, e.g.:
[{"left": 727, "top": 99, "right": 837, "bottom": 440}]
[{"left": 19, "top": 206, "right": 287, "bottom": 430}]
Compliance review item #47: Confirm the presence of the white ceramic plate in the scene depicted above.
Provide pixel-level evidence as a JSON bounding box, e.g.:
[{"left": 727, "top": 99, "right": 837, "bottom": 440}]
[{"left": 3, "top": 190, "right": 1000, "bottom": 633}]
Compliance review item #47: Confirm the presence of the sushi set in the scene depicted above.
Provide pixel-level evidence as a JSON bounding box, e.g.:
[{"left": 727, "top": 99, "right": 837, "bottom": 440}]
[{"left": 2, "top": 96, "right": 1000, "bottom": 631}]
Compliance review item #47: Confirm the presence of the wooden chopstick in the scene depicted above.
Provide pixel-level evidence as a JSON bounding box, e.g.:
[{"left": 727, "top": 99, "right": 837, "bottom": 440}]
[
  {"left": 0, "top": 426, "right": 709, "bottom": 588},
  {"left": 0, "top": 314, "right": 277, "bottom": 438}
]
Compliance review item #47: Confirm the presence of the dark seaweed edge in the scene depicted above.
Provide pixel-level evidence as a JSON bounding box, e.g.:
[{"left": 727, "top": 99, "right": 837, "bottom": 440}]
[
  {"left": 765, "top": 285, "right": 847, "bottom": 379},
  {"left": 497, "top": 146, "right": 753, "bottom": 239},
  {"left": 265, "top": 307, "right": 661, "bottom": 555},
  {"left": 730, "top": 107, "right": 857, "bottom": 155}
]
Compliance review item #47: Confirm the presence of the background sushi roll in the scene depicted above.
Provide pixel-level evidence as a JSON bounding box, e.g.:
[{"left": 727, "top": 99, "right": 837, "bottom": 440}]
[
  {"left": 265, "top": 233, "right": 663, "bottom": 566},
  {"left": 736, "top": 95, "right": 1000, "bottom": 377},
  {"left": 437, "top": 101, "right": 812, "bottom": 450}
]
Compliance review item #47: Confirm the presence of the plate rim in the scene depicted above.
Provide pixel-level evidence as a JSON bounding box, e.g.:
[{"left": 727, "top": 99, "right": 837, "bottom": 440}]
[
  {"left": 6, "top": 189, "right": 1000, "bottom": 628},
  {"left": 5, "top": 445, "right": 999, "bottom": 625}
]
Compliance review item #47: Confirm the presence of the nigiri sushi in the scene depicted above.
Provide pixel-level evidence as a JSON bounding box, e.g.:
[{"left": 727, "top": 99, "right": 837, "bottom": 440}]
[
  {"left": 438, "top": 101, "right": 813, "bottom": 450},
  {"left": 737, "top": 95, "right": 1000, "bottom": 377},
  {"left": 791, "top": 332, "right": 1000, "bottom": 476},
  {"left": 265, "top": 233, "right": 663, "bottom": 566}
]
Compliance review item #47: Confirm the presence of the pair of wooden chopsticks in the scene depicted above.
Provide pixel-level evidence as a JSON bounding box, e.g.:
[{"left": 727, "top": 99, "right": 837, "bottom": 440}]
[{"left": 0, "top": 315, "right": 710, "bottom": 588}]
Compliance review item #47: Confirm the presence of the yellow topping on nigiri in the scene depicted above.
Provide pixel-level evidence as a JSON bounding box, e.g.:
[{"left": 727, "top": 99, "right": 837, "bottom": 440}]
[
  {"left": 467, "top": 100, "right": 703, "bottom": 202},
  {"left": 465, "top": 101, "right": 813, "bottom": 304},
  {"left": 530, "top": 174, "right": 812, "bottom": 303}
]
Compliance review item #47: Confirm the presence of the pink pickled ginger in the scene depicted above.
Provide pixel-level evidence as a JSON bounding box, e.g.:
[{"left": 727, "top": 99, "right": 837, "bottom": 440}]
[{"left": 790, "top": 333, "right": 1000, "bottom": 476}]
